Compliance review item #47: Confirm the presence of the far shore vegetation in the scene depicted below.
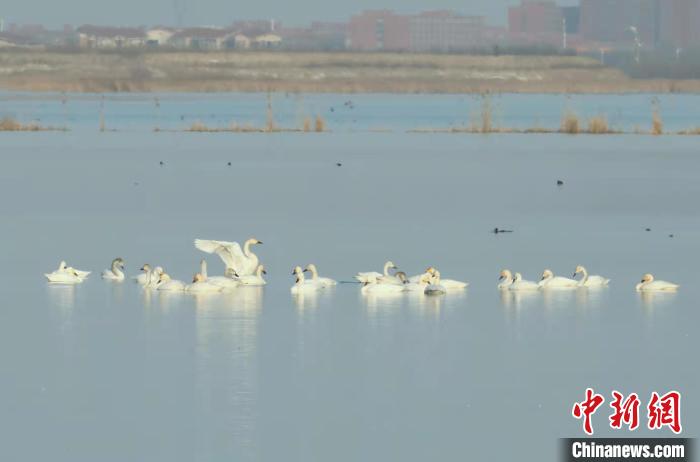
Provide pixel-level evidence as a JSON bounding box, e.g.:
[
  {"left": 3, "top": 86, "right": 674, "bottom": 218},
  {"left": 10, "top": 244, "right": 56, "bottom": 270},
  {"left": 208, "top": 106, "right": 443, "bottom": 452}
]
[{"left": 2, "top": 50, "right": 700, "bottom": 94}]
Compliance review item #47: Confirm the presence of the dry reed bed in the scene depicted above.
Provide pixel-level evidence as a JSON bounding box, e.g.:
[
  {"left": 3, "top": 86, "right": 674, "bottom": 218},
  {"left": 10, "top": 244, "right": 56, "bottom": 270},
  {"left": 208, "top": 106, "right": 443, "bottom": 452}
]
[
  {"left": 0, "top": 117, "right": 63, "bottom": 131},
  {"left": 3, "top": 51, "right": 700, "bottom": 93}
]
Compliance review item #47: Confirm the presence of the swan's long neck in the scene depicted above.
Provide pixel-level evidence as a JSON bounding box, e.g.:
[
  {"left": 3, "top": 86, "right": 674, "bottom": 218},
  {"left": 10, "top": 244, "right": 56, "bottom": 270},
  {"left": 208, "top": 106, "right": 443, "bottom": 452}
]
[
  {"left": 295, "top": 270, "right": 305, "bottom": 284},
  {"left": 539, "top": 274, "right": 552, "bottom": 286},
  {"left": 383, "top": 262, "right": 393, "bottom": 276},
  {"left": 244, "top": 240, "right": 255, "bottom": 258},
  {"left": 200, "top": 259, "right": 208, "bottom": 279},
  {"left": 309, "top": 266, "right": 319, "bottom": 280},
  {"left": 579, "top": 268, "right": 588, "bottom": 284},
  {"left": 112, "top": 262, "right": 124, "bottom": 279},
  {"left": 514, "top": 273, "right": 522, "bottom": 283}
]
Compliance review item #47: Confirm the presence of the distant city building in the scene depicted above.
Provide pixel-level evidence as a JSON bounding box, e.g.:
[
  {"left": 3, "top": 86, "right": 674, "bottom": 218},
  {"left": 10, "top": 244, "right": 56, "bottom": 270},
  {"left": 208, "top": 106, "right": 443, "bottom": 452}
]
[
  {"left": 253, "top": 33, "right": 282, "bottom": 49},
  {"left": 508, "top": 1, "right": 564, "bottom": 46},
  {"left": 348, "top": 10, "right": 409, "bottom": 51},
  {"left": 409, "top": 10, "right": 488, "bottom": 52},
  {"left": 76, "top": 25, "right": 146, "bottom": 48},
  {"left": 146, "top": 28, "right": 175, "bottom": 47},
  {"left": 0, "top": 32, "right": 39, "bottom": 48},
  {"left": 561, "top": 6, "right": 581, "bottom": 34},
  {"left": 169, "top": 27, "right": 236, "bottom": 50},
  {"left": 348, "top": 9, "right": 491, "bottom": 52},
  {"left": 658, "top": 0, "right": 700, "bottom": 49}
]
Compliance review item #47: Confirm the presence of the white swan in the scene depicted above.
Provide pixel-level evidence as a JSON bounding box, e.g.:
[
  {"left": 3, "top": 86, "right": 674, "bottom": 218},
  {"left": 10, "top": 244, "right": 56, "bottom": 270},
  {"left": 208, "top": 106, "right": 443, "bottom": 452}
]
[
  {"left": 498, "top": 269, "right": 514, "bottom": 289},
  {"left": 291, "top": 266, "right": 324, "bottom": 294},
  {"left": 157, "top": 272, "right": 186, "bottom": 292},
  {"left": 538, "top": 269, "right": 578, "bottom": 289},
  {"left": 199, "top": 259, "right": 240, "bottom": 290},
  {"left": 304, "top": 264, "right": 337, "bottom": 287},
  {"left": 238, "top": 265, "right": 267, "bottom": 286},
  {"left": 429, "top": 269, "right": 468, "bottom": 290},
  {"left": 52, "top": 261, "right": 90, "bottom": 281},
  {"left": 509, "top": 272, "right": 540, "bottom": 291},
  {"left": 145, "top": 266, "right": 164, "bottom": 289},
  {"left": 134, "top": 264, "right": 152, "bottom": 285},
  {"left": 45, "top": 265, "right": 83, "bottom": 284},
  {"left": 362, "top": 281, "right": 405, "bottom": 295},
  {"left": 65, "top": 263, "right": 91, "bottom": 280},
  {"left": 194, "top": 238, "right": 262, "bottom": 276},
  {"left": 573, "top": 265, "right": 610, "bottom": 287},
  {"left": 397, "top": 272, "right": 427, "bottom": 292},
  {"left": 355, "top": 261, "right": 397, "bottom": 284},
  {"left": 409, "top": 267, "right": 435, "bottom": 284},
  {"left": 102, "top": 258, "right": 125, "bottom": 281},
  {"left": 636, "top": 273, "right": 679, "bottom": 292},
  {"left": 424, "top": 273, "right": 447, "bottom": 295},
  {"left": 186, "top": 273, "right": 223, "bottom": 293}
]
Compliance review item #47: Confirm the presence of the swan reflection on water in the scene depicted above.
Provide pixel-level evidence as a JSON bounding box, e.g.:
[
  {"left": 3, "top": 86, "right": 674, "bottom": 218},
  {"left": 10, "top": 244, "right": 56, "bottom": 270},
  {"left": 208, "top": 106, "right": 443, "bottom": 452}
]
[
  {"left": 638, "top": 290, "right": 678, "bottom": 311},
  {"left": 47, "top": 283, "right": 77, "bottom": 310},
  {"left": 499, "top": 289, "right": 540, "bottom": 310},
  {"left": 293, "top": 291, "right": 319, "bottom": 311},
  {"left": 153, "top": 285, "right": 264, "bottom": 313},
  {"left": 361, "top": 288, "right": 467, "bottom": 320},
  {"left": 362, "top": 291, "right": 405, "bottom": 318}
]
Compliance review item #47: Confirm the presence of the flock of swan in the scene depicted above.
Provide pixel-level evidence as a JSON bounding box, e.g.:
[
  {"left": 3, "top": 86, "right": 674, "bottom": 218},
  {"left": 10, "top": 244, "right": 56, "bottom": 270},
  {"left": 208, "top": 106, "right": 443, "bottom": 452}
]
[{"left": 44, "top": 236, "right": 681, "bottom": 294}]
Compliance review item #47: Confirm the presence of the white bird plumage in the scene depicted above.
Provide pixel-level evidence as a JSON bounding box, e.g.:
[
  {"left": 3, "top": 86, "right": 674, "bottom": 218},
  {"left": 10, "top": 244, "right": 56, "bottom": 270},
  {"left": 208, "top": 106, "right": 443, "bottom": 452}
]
[
  {"left": 145, "top": 267, "right": 164, "bottom": 289},
  {"left": 291, "top": 266, "right": 324, "bottom": 293},
  {"left": 199, "top": 259, "right": 240, "bottom": 290},
  {"left": 304, "top": 264, "right": 337, "bottom": 287},
  {"left": 573, "top": 265, "right": 610, "bottom": 287},
  {"left": 429, "top": 269, "right": 468, "bottom": 290},
  {"left": 238, "top": 265, "right": 267, "bottom": 286},
  {"left": 102, "top": 258, "right": 125, "bottom": 281},
  {"left": 498, "top": 269, "right": 514, "bottom": 289},
  {"left": 134, "top": 264, "right": 152, "bottom": 285},
  {"left": 194, "top": 238, "right": 262, "bottom": 277},
  {"left": 636, "top": 273, "right": 679, "bottom": 292},
  {"left": 355, "top": 261, "right": 397, "bottom": 284},
  {"left": 424, "top": 272, "right": 447, "bottom": 295},
  {"left": 157, "top": 272, "right": 186, "bottom": 291},
  {"left": 186, "top": 273, "right": 223, "bottom": 293},
  {"left": 509, "top": 272, "right": 540, "bottom": 291},
  {"left": 45, "top": 261, "right": 88, "bottom": 284},
  {"left": 538, "top": 269, "right": 578, "bottom": 289}
]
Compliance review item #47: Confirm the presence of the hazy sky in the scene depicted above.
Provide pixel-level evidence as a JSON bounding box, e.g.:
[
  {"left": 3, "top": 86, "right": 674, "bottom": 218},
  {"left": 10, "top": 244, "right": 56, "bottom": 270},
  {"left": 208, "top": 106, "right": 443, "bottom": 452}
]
[{"left": 5, "top": 0, "right": 578, "bottom": 28}]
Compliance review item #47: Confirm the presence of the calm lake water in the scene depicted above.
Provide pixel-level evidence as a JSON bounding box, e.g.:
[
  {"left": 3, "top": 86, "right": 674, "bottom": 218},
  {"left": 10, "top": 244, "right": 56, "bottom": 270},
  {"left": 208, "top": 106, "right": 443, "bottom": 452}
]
[{"left": 0, "top": 93, "right": 698, "bottom": 462}]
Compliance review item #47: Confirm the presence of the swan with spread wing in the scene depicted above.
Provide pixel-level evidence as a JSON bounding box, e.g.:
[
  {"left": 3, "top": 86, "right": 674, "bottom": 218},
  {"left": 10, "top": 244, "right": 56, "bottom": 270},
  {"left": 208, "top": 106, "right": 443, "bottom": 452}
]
[{"left": 194, "top": 238, "right": 263, "bottom": 276}]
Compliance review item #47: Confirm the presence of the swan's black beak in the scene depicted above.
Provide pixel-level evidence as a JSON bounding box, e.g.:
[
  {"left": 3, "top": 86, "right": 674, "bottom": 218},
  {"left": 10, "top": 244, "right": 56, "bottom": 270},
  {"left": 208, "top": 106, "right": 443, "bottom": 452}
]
[
  {"left": 303, "top": 268, "right": 309, "bottom": 273},
  {"left": 257, "top": 241, "right": 263, "bottom": 245},
  {"left": 572, "top": 273, "right": 577, "bottom": 278},
  {"left": 262, "top": 270, "right": 267, "bottom": 275},
  {"left": 498, "top": 275, "right": 505, "bottom": 281}
]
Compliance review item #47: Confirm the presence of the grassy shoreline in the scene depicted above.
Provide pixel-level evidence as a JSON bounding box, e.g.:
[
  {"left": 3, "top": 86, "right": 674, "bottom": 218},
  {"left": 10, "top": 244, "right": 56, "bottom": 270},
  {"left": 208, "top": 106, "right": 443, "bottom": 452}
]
[{"left": 2, "top": 51, "right": 700, "bottom": 94}]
